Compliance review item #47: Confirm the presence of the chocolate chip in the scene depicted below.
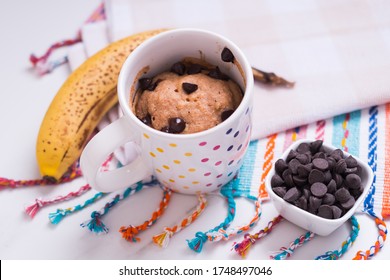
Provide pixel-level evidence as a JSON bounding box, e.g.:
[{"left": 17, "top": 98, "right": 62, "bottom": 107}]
[
  {"left": 296, "top": 143, "right": 310, "bottom": 154},
  {"left": 350, "top": 185, "right": 364, "bottom": 199},
  {"left": 283, "top": 187, "right": 301, "bottom": 203},
  {"left": 187, "top": 64, "right": 202, "bottom": 75},
  {"left": 208, "top": 67, "right": 229, "bottom": 81},
  {"left": 345, "top": 174, "right": 361, "bottom": 189},
  {"left": 330, "top": 149, "right": 343, "bottom": 161},
  {"left": 288, "top": 158, "right": 301, "bottom": 174},
  {"left": 322, "top": 193, "right": 335, "bottom": 205},
  {"left": 334, "top": 159, "right": 347, "bottom": 174},
  {"left": 286, "top": 149, "right": 298, "bottom": 162},
  {"left": 282, "top": 168, "right": 294, "bottom": 187},
  {"left": 312, "top": 158, "right": 329, "bottom": 171},
  {"left": 344, "top": 167, "right": 358, "bottom": 175},
  {"left": 296, "top": 153, "right": 310, "bottom": 164},
  {"left": 303, "top": 188, "right": 311, "bottom": 199},
  {"left": 271, "top": 174, "right": 284, "bottom": 188},
  {"left": 340, "top": 196, "right": 356, "bottom": 210},
  {"left": 275, "top": 159, "right": 288, "bottom": 175},
  {"left": 309, "top": 196, "right": 322, "bottom": 211},
  {"left": 311, "top": 182, "right": 327, "bottom": 197},
  {"left": 327, "top": 157, "right": 336, "bottom": 171},
  {"left": 293, "top": 175, "right": 307, "bottom": 187},
  {"left": 324, "top": 171, "right": 332, "bottom": 184},
  {"left": 182, "top": 82, "right": 198, "bottom": 94},
  {"left": 335, "top": 188, "right": 351, "bottom": 203},
  {"left": 171, "top": 62, "right": 186, "bottom": 75},
  {"left": 318, "top": 205, "right": 333, "bottom": 219},
  {"left": 327, "top": 179, "right": 337, "bottom": 194},
  {"left": 295, "top": 196, "right": 308, "bottom": 210},
  {"left": 221, "top": 109, "right": 234, "bottom": 122},
  {"left": 273, "top": 186, "right": 287, "bottom": 198},
  {"left": 308, "top": 169, "right": 325, "bottom": 184},
  {"left": 313, "top": 152, "right": 326, "bottom": 160},
  {"left": 297, "top": 164, "right": 311, "bottom": 178},
  {"left": 345, "top": 155, "right": 358, "bottom": 168},
  {"left": 333, "top": 173, "right": 344, "bottom": 187},
  {"left": 310, "top": 140, "right": 323, "bottom": 154},
  {"left": 138, "top": 77, "right": 153, "bottom": 91},
  {"left": 168, "top": 117, "right": 186, "bottom": 133},
  {"left": 332, "top": 206, "right": 342, "bottom": 219},
  {"left": 140, "top": 113, "right": 152, "bottom": 126},
  {"left": 221, "top": 47, "right": 235, "bottom": 62}
]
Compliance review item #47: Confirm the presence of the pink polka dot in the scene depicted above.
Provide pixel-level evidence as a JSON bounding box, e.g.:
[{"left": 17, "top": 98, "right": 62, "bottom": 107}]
[
  {"left": 201, "top": 158, "right": 209, "bottom": 163},
  {"left": 217, "top": 184, "right": 223, "bottom": 188},
  {"left": 213, "top": 145, "right": 220, "bottom": 150},
  {"left": 216, "top": 174, "right": 223, "bottom": 178},
  {"left": 204, "top": 172, "right": 211, "bottom": 176},
  {"left": 199, "top": 141, "right": 207, "bottom": 146},
  {"left": 206, "top": 183, "right": 213, "bottom": 187},
  {"left": 215, "top": 161, "right": 222, "bottom": 166}
]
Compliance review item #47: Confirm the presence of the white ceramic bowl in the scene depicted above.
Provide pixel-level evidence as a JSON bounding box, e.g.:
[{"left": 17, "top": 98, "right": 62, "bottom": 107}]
[{"left": 265, "top": 139, "right": 373, "bottom": 236}]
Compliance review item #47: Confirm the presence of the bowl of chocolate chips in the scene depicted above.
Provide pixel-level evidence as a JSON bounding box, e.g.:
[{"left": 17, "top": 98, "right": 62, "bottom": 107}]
[{"left": 265, "top": 139, "right": 373, "bottom": 236}]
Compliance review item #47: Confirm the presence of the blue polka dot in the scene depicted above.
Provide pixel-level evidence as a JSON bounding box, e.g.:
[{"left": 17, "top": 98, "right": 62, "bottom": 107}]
[
  {"left": 227, "top": 145, "right": 234, "bottom": 151},
  {"left": 226, "top": 128, "right": 233, "bottom": 135},
  {"left": 228, "top": 171, "right": 233, "bottom": 177},
  {"left": 245, "top": 107, "right": 249, "bottom": 115},
  {"left": 228, "top": 160, "right": 234, "bottom": 165},
  {"left": 234, "top": 131, "right": 240, "bottom": 137},
  {"left": 237, "top": 144, "right": 242, "bottom": 151},
  {"left": 246, "top": 125, "right": 250, "bottom": 133}
]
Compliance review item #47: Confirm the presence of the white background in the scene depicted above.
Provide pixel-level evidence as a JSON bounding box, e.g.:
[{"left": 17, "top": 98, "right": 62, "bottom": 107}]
[{"left": 0, "top": 0, "right": 389, "bottom": 260}]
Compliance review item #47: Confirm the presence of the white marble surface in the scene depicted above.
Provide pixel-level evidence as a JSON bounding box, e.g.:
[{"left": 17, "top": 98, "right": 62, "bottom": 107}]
[{"left": 0, "top": 0, "right": 389, "bottom": 260}]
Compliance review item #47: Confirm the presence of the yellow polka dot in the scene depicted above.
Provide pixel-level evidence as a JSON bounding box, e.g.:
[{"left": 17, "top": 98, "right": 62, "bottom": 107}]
[
  {"left": 183, "top": 186, "right": 189, "bottom": 189},
  {"left": 178, "top": 175, "right": 186, "bottom": 179},
  {"left": 163, "top": 165, "right": 170, "bottom": 170},
  {"left": 149, "top": 152, "right": 156, "bottom": 157},
  {"left": 143, "top": 133, "right": 150, "bottom": 139},
  {"left": 188, "top": 168, "right": 196, "bottom": 172},
  {"left": 184, "top": 152, "right": 192, "bottom": 157},
  {"left": 192, "top": 181, "right": 199, "bottom": 185},
  {"left": 156, "top": 147, "right": 164, "bottom": 153},
  {"left": 156, "top": 168, "right": 162, "bottom": 173},
  {"left": 169, "top": 179, "right": 175, "bottom": 183},
  {"left": 169, "top": 143, "right": 177, "bottom": 147},
  {"left": 173, "top": 160, "right": 181, "bottom": 164}
]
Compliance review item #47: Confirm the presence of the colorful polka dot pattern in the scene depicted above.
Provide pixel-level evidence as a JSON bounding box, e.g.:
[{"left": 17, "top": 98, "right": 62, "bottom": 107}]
[{"left": 142, "top": 106, "right": 252, "bottom": 194}]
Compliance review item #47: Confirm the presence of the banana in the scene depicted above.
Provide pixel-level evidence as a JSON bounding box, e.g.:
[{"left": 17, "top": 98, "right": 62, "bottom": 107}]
[{"left": 36, "top": 29, "right": 167, "bottom": 181}]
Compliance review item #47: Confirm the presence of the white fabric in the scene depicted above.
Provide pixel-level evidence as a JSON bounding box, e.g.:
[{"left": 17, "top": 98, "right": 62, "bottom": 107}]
[{"left": 70, "top": 0, "right": 390, "bottom": 142}]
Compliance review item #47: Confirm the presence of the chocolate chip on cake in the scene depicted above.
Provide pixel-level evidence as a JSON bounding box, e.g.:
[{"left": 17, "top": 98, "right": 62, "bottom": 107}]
[
  {"left": 138, "top": 77, "right": 153, "bottom": 91},
  {"left": 168, "top": 117, "right": 186, "bottom": 133},
  {"left": 182, "top": 82, "right": 198, "bottom": 94},
  {"left": 208, "top": 67, "right": 230, "bottom": 81},
  {"left": 171, "top": 62, "right": 186, "bottom": 75},
  {"left": 221, "top": 109, "right": 235, "bottom": 122},
  {"left": 187, "top": 63, "right": 203, "bottom": 75}
]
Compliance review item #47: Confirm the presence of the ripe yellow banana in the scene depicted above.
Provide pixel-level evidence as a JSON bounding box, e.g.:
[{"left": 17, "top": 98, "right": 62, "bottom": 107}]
[{"left": 36, "top": 29, "right": 167, "bottom": 181}]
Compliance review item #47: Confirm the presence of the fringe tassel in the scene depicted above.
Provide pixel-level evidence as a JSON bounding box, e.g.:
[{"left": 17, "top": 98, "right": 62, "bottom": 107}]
[
  {"left": 353, "top": 213, "right": 387, "bottom": 260},
  {"left": 187, "top": 188, "right": 236, "bottom": 253},
  {"left": 25, "top": 184, "right": 91, "bottom": 218},
  {"left": 29, "top": 3, "right": 106, "bottom": 76},
  {"left": 316, "top": 215, "right": 360, "bottom": 260},
  {"left": 0, "top": 162, "right": 81, "bottom": 189},
  {"left": 49, "top": 191, "right": 105, "bottom": 224},
  {"left": 119, "top": 187, "right": 172, "bottom": 243},
  {"left": 270, "top": 231, "right": 315, "bottom": 260},
  {"left": 233, "top": 215, "right": 283, "bottom": 258},
  {"left": 81, "top": 180, "right": 157, "bottom": 234},
  {"left": 153, "top": 193, "right": 207, "bottom": 248}
]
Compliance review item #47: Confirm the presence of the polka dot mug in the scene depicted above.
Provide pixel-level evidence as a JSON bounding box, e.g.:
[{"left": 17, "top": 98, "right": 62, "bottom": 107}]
[{"left": 80, "top": 29, "right": 254, "bottom": 194}]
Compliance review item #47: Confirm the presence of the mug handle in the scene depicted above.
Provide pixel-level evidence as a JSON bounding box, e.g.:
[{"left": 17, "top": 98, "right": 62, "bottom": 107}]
[{"left": 80, "top": 116, "right": 151, "bottom": 192}]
